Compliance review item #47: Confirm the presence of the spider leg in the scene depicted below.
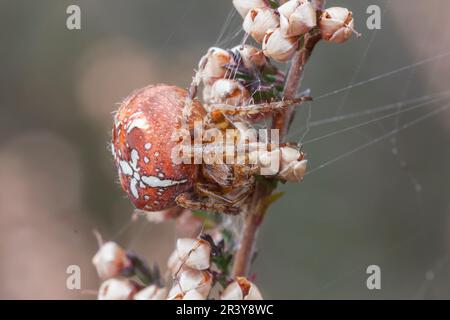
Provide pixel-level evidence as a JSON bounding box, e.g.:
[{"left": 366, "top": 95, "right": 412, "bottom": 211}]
[
  {"left": 181, "top": 53, "right": 209, "bottom": 127},
  {"left": 208, "top": 96, "right": 312, "bottom": 121},
  {"left": 195, "top": 182, "right": 253, "bottom": 205},
  {"left": 175, "top": 192, "right": 240, "bottom": 215}
]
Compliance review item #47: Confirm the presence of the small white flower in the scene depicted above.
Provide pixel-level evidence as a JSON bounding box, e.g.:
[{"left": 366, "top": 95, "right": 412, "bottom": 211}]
[
  {"left": 243, "top": 8, "right": 280, "bottom": 43},
  {"left": 221, "top": 277, "right": 263, "bottom": 300},
  {"left": 134, "top": 285, "right": 168, "bottom": 300},
  {"left": 176, "top": 238, "right": 211, "bottom": 270},
  {"left": 262, "top": 28, "right": 298, "bottom": 62},
  {"left": 319, "top": 7, "right": 355, "bottom": 43},
  {"left": 201, "top": 47, "right": 233, "bottom": 85},
  {"left": 278, "top": 0, "right": 317, "bottom": 37},
  {"left": 279, "top": 159, "right": 308, "bottom": 182},
  {"left": 210, "top": 79, "right": 250, "bottom": 106},
  {"left": 179, "top": 268, "right": 213, "bottom": 297},
  {"left": 233, "top": 0, "right": 268, "bottom": 18},
  {"left": 280, "top": 146, "right": 301, "bottom": 169},
  {"left": 257, "top": 149, "right": 281, "bottom": 176},
  {"left": 203, "top": 84, "right": 213, "bottom": 104},
  {"left": 92, "top": 241, "right": 131, "bottom": 280},
  {"left": 98, "top": 278, "right": 137, "bottom": 300},
  {"left": 168, "top": 287, "right": 207, "bottom": 300},
  {"left": 231, "top": 45, "right": 267, "bottom": 69}
]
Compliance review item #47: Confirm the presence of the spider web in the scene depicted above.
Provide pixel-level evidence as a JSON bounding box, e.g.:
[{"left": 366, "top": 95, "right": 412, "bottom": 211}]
[{"left": 108, "top": 0, "right": 450, "bottom": 299}]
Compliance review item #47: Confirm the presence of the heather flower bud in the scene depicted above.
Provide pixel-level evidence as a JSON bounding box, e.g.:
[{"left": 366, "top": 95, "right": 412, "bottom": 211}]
[
  {"left": 179, "top": 268, "right": 212, "bottom": 297},
  {"left": 233, "top": 0, "right": 268, "bottom": 18},
  {"left": 98, "top": 278, "right": 137, "bottom": 300},
  {"left": 262, "top": 28, "right": 298, "bottom": 62},
  {"left": 134, "top": 285, "right": 168, "bottom": 300},
  {"left": 278, "top": 0, "right": 317, "bottom": 37},
  {"left": 279, "top": 159, "right": 308, "bottom": 182},
  {"left": 319, "top": 7, "right": 355, "bottom": 43},
  {"left": 210, "top": 79, "right": 250, "bottom": 106},
  {"left": 176, "top": 238, "right": 211, "bottom": 270},
  {"left": 201, "top": 47, "right": 233, "bottom": 85},
  {"left": 167, "top": 249, "right": 185, "bottom": 276},
  {"left": 92, "top": 241, "right": 131, "bottom": 279},
  {"left": 231, "top": 45, "right": 267, "bottom": 69},
  {"left": 243, "top": 8, "right": 280, "bottom": 43},
  {"left": 168, "top": 287, "right": 207, "bottom": 300},
  {"left": 221, "top": 277, "right": 263, "bottom": 300},
  {"left": 257, "top": 149, "right": 281, "bottom": 176},
  {"left": 280, "top": 146, "right": 301, "bottom": 169},
  {"left": 203, "top": 85, "right": 213, "bottom": 104}
]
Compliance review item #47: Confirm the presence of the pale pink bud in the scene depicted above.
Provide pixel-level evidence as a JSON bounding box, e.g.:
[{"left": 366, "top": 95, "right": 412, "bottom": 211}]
[
  {"left": 182, "top": 289, "right": 208, "bottom": 300},
  {"left": 176, "top": 238, "right": 211, "bottom": 270},
  {"left": 231, "top": 45, "right": 267, "bottom": 69},
  {"left": 201, "top": 47, "right": 233, "bottom": 85},
  {"left": 257, "top": 149, "right": 281, "bottom": 176},
  {"left": 221, "top": 277, "right": 263, "bottom": 300},
  {"left": 279, "top": 159, "right": 308, "bottom": 182},
  {"left": 319, "top": 7, "right": 355, "bottom": 43},
  {"left": 179, "top": 268, "right": 213, "bottom": 297},
  {"left": 203, "top": 85, "right": 213, "bottom": 104},
  {"left": 168, "top": 287, "right": 207, "bottom": 300},
  {"left": 243, "top": 8, "right": 280, "bottom": 43},
  {"left": 279, "top": 0, "right": 317, "bottom": 37},
  {"left": 167, "top": 249, "right": 185, "bottom": 276},
  {"left": 210, "top": 79, "right": 250, "bottom": 106},
  {"left": 92, "top": 241, "right": 131, "bottom": 279},
  {"left": 262, "top": 28, "right": 298, "bottom": 62},
  {"left": 280, "top": 146, "right": 301, "bottom": 169},
  {"left": 233, "top": 0, "right": 268, "bottom": 18},
  {"left": 134, "top": 285, "right": 168, "bottom": 300},
  {"left": 98, "top": 278, "right": 137, "bottom": 300}
]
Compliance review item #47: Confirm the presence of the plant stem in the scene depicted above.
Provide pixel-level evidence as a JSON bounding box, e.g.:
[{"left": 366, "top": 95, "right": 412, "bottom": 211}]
[{"left": 231, "top": 1, "right": 325, "bottom": 278}]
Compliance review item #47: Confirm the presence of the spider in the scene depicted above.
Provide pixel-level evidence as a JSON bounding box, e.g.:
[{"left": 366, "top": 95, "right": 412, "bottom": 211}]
[{"left": 111, "top": 49, "right": 309, "bottom": 215}]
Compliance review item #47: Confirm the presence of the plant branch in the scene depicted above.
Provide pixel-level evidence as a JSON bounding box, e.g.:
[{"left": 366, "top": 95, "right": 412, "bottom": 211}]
[{"left": 231, "top": 1, "right": 325, "bottom": 278}]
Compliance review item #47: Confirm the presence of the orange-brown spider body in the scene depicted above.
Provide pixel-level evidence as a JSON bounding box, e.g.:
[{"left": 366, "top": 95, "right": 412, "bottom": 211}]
[{"left": 112, "top": 84, "right": 306, "bottom": 214}]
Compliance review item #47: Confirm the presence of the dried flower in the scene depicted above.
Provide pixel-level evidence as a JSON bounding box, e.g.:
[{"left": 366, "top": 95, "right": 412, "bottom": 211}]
[
  {"left": 179, "top": 268, "right": 213, "bottom": 296},
  {"left": 221, "top": 277, "right": 263, "bottom": 300},
  {"left": 232, "top": 0, "right": 268, "bottom": 18},
  {"left": 277, "top": 146, "right": 307, "bottom": 182},
  {"left": 201, "top": 47, "right": 233, "bottom": 85},
  {"left": 168, "top": 287, "right": 207, "bottom": 300},
  {"left": 262, "top": 28, "right": 298, "bottom": 62},
  {"left": 278, "top": 0, "right": 317, "bottom": 37},
  {"left": 243, "top": 8, "right": 280, "bottom": 43},
  {"left": 319, "top": 7, "right": 355, "bottom": 43},
  {"left": 231, "top": 45, "right": 267, "bottom": 69},
  {"left": 134, "top": 285, "right": 168, "bottom": 300},
  {"left": 98, "top": 278, "right": 137, "bottom": 300},
  {"left": 176, "top": 238, "right": 211, "bottom": 270},
  {"left": 256, "top": 149, "right": 281, "bottom": 176},
  {"left": 279, "top": 159, "right": 308, "bottom": 182},
  {"left": 92, "top": 241, "right": 131, "bottom": 279},
  {"left": 210, "top": 79, "right": 250, "bottom": 106}
]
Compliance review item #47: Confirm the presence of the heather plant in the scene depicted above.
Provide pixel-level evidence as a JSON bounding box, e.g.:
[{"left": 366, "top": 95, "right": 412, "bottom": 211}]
[{"left": 94, "top": 0, "right": 358, "bottom": 300}]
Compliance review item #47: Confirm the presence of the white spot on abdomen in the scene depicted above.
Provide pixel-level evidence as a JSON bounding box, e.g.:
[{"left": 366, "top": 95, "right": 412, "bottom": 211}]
[
  {"left": 141, "top": 175, "right": 187, "bottom": 188},
  {"left": 126, "top": 117, "right": 149, "bottom": 134},
  {"left": 119, "top": 161, "right": 133, "bottom": 176},
  {"left": 130, "top": 178, "right": 139, "bottom": 198}
]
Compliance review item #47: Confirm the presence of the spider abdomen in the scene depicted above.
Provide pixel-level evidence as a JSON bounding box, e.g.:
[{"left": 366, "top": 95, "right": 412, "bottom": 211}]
[{"left": 111, "top": 84, "right": 203, "bottom": 211}]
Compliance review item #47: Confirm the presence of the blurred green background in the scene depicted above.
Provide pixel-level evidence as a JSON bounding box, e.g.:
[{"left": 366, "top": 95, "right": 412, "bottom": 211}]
[{"left": 1, "top": 0, "right": 449, "bottom": 299}]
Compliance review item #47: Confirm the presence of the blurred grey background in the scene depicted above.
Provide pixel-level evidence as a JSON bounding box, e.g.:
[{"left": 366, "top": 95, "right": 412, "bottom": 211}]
[{"left": 0, "top": 0, "right": 449, "bottom": 299}]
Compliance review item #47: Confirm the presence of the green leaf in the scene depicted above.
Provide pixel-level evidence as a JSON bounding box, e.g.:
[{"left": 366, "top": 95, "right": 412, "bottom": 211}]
[{"left": 263, "top": 191, "right": 285, "bottom": 207}]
